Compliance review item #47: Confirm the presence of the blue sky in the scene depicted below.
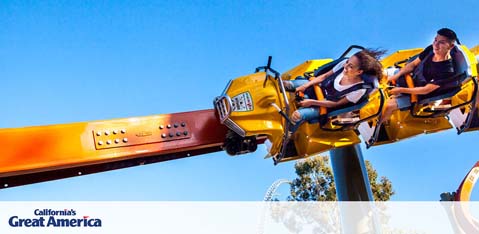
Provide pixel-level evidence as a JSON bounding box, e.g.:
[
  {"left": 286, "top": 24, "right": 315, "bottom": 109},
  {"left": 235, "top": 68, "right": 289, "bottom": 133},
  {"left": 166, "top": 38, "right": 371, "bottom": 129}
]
[{"left": 1, "top": 1, "right": 479, "bottom": 201}]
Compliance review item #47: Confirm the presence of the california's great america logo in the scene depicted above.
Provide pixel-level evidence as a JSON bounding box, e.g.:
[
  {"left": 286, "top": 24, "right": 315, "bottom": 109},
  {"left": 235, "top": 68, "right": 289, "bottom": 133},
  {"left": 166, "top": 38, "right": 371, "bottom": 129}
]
[{"left": 8, "top": 209, "right": 102, "bottom": 227}]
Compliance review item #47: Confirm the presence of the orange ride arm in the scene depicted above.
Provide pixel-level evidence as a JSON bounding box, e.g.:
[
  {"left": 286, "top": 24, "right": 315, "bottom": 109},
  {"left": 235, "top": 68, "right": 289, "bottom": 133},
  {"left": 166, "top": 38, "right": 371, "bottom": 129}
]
[{"left": 0, "top": 109, "right": 228, "bottom": 189}]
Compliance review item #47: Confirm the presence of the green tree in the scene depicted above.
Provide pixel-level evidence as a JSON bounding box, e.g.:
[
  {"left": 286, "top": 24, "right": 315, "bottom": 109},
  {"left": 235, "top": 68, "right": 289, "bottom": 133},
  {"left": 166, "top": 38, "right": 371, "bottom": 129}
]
[{"left": 288, "top": 155, "right": 394, "bottom": 201}]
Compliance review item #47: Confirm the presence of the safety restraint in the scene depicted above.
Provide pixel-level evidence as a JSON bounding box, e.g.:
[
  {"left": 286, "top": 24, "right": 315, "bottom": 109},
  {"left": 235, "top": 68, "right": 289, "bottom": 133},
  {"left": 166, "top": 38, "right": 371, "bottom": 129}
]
[
  {"left": 320, "top": 65, "right": 376, "bottom": 102},
  {"left": 413, "top": 45, "right": 469, "bottom": 101}
]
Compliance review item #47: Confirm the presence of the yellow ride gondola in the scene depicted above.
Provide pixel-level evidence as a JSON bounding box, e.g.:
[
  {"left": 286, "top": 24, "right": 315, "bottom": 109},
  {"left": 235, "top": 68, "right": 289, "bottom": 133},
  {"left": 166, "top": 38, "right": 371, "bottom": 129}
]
[
  {"left": 368, "top": 45, "right": 479, "bottom": 147},
  {"left": 214, "top": 46, "right": 384, "bottom": 164}
]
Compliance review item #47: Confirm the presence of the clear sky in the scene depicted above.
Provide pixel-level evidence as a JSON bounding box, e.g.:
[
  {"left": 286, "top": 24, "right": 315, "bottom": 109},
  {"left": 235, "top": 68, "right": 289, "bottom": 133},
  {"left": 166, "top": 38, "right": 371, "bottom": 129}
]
[{"left": 1, "top": 0, "right": 479, "bottom": 201}]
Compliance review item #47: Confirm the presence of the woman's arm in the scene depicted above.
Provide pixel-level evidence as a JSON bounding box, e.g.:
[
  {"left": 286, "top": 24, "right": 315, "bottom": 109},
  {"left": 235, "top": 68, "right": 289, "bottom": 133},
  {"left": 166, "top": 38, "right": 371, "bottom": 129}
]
[
  {"left": 296, "top": 70, "right": 334, "bottom": 92},
  {"left": 299, "top": 96, "right": 350, "bottom": 108},
  {"left": 310, "top": 69, "right": 334, "bottom": 85}
]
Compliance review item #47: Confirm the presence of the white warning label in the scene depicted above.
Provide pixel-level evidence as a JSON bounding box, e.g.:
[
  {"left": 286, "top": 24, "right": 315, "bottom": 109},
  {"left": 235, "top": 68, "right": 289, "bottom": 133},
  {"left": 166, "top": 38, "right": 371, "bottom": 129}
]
[{"left": 231, "top": 92, "right": 254, "bottom": 112}]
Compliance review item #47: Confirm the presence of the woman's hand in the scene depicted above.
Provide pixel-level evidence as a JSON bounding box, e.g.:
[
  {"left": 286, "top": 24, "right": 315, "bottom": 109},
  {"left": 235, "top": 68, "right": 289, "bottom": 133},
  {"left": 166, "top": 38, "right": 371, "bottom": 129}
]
[
  {"left": 389, "top": 87, "right": 404, "bottom": 96},
  {"left": 387, "top": 73, "right": 399, "bottom": 83},
  {"left": 299, "top": 99, "right": 315, "bottom": 107},
  {"left": 295, "top": 85, "right": 307, "bottom": 93}
]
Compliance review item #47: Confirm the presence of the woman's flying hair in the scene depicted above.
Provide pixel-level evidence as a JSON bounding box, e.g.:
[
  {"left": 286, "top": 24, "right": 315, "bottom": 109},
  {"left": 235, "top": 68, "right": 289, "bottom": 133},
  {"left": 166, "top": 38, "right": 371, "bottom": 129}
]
[{"left": 353, "top": 48, "right": 386, "bottom": 79}]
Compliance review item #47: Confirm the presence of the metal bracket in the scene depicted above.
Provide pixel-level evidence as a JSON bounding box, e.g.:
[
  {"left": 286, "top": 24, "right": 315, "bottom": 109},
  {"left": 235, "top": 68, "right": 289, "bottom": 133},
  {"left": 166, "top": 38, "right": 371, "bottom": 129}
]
[{"left": 93, "top": 120, "right": 191, "bottom": 150}]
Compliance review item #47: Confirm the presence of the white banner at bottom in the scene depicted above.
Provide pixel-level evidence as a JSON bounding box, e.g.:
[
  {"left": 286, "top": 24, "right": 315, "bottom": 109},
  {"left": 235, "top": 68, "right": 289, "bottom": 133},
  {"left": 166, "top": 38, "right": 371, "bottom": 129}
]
[{"left": 0, "top": 202, "right": 478, "bottom": 234}]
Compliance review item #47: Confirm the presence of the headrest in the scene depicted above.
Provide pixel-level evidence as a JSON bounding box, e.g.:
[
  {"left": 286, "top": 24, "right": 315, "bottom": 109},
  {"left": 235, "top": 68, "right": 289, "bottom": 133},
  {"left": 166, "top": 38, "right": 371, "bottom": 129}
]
[
  {"left": 314, "top": 57, "right": 348, "bottom": 77},
  {"left": 361, "top": 74, "right": 379, "bottom": 88},
  {"left": 451, "top": 46, "right": 472, "bottom": 76}
]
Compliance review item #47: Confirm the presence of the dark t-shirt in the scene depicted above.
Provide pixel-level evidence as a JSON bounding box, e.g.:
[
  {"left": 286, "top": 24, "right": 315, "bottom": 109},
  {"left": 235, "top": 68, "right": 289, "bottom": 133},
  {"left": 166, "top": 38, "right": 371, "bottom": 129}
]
[{"left": 416, "top": 45, "right": 455, "bottom": 85}]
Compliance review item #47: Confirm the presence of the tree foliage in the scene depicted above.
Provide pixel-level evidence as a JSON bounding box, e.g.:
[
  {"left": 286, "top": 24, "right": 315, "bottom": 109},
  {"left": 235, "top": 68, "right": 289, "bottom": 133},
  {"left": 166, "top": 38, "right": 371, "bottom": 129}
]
[{"left": 288, "top": 155, "right": 394, "bottom": 201}]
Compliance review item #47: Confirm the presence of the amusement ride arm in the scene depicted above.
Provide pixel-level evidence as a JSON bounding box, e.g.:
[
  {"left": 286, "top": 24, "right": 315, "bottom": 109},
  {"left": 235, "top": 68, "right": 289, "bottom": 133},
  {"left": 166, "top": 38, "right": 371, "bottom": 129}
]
[{"left": 0, "top": 109, "right": 229, "bottom": 189}]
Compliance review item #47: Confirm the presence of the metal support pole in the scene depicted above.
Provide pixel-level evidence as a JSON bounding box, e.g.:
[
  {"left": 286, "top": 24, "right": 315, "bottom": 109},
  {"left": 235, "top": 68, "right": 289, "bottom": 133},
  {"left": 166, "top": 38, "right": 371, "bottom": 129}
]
[
  {"left": 330, "top": 144, "right": 378, "bottom": 234},
  {"left": 330, "top": 144, "right": 373, "bottom": 201}
]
